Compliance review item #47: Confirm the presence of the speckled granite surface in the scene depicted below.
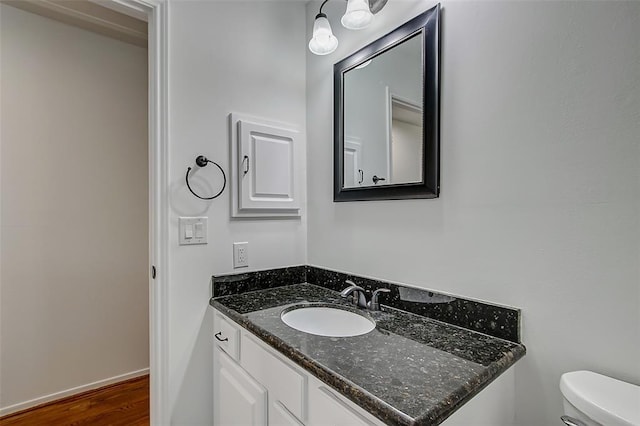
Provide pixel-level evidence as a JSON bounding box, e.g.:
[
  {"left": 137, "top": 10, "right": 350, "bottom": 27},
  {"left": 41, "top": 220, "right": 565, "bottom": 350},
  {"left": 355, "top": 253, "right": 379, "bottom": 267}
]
[
  {"left": 211, "top": 284, "right": 526, "bottom": 426},
  {"left": 212, "top": 265, "right": 306, "bottom": 297},
  {"left": 213, "top": 265, "right": 521, "bottom": 342},
  {"left": 306, "top": 266, "right": 520, "bottom": 343}
]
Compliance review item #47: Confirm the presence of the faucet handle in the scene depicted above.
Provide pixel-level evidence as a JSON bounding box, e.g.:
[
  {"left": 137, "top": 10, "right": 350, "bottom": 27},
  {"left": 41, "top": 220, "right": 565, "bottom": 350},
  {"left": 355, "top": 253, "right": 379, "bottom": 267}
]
[
  {"left": 340, "top": 280, "right": 363, "bottom": 296},
  {"left": 368, "top": 288, "right": 391, "bottom": 311},
  {"left": 340, "top": 280, "right": 367, "bottom": 308}
]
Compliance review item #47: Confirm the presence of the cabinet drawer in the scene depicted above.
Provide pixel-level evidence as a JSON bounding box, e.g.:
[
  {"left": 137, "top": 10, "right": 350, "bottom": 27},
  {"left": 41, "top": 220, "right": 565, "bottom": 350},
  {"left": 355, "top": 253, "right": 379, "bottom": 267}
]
[
  {"left": 241, "top": 333, "right": 307, "bottom": 421},
  {"left": 214, "top": 311, "right": 240, "bottom": 360}
]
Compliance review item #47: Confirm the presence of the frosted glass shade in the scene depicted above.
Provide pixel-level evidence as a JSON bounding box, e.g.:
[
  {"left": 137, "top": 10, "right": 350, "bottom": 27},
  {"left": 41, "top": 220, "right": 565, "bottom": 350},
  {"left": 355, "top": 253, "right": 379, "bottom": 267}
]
[
  {"left": 341, "top": 0, "right": 373, "bottom": 30},
  {"left": 309, "top": 14, "right": 338, "bottom": 55}
]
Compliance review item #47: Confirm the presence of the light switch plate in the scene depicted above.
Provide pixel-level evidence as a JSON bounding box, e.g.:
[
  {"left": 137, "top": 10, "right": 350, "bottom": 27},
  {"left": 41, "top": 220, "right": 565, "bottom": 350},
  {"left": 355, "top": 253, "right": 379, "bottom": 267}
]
[{"left": 179, "top": 217, "right": 207, "bottom": 245}]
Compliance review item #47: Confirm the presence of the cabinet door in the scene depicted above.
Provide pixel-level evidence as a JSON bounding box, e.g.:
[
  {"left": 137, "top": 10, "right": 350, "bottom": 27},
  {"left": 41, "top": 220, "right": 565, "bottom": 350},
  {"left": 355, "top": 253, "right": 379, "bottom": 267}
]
[
  {"left": 233, "top": 117, "right": 300, "bottom": 215},
  {"left": 214, "top": 347, "right": 267, "bottom": 426},
  {"left": 270, "top": 401, "right": 304, "bottom": 426},
  {"left": 308, "top": 385, "right": 376, "bottom": 426}
]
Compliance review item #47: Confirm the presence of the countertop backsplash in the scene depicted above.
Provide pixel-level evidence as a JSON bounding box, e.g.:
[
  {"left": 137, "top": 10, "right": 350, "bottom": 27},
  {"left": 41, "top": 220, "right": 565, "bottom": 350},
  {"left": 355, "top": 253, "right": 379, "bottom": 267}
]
[{"left": 212, "top": 265, "right": 521, "bottom": 343}]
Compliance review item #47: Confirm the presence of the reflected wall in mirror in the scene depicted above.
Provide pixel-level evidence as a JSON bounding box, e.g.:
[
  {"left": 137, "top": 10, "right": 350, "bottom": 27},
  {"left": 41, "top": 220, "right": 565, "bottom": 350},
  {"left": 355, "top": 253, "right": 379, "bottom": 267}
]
[
  {"left": 343, "top": 33, "right": 423, "bottom": 188},
  {"left": 334, "top": 4, "right": 440, "bottom": 201}
]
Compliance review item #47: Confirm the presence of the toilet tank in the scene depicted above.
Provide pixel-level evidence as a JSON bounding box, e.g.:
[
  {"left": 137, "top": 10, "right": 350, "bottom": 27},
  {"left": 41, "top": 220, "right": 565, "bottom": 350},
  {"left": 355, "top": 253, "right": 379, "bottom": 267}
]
[{"left": 560, "top": 371, "right": 640, "bottom": 426}]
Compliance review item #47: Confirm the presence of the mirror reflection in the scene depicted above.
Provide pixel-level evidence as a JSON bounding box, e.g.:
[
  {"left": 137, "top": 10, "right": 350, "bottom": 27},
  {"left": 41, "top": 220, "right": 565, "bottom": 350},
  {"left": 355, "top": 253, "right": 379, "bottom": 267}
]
[{"left": 343, "top": 33, "right": 423, "bottom": 188}]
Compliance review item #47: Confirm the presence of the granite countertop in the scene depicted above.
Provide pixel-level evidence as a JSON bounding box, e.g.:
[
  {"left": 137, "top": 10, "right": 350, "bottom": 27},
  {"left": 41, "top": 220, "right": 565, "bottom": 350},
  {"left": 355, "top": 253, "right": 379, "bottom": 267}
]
[{"left": 211, "top": 283, "right": 525, "bottom": 426}]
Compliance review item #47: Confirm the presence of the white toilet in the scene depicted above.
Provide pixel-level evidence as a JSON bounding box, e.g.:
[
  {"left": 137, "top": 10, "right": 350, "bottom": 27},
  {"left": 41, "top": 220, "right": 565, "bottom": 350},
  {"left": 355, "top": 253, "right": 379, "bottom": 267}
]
[{"left": 560, "top": 370, "right": 640, "bottom": 426}]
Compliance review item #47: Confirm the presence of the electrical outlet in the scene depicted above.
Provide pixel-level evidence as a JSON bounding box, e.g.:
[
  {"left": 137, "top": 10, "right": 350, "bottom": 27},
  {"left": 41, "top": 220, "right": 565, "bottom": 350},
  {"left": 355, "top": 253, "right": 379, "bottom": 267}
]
[{"left": 233, "top": 242, "right": 249, "bottom": 268}]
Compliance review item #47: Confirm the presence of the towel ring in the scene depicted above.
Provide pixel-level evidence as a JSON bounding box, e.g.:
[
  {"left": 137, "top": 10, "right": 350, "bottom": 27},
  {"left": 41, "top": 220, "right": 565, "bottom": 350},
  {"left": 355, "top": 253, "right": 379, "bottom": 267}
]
[{"left": 185, "top": 155, "right": 226, "bottom": 200}]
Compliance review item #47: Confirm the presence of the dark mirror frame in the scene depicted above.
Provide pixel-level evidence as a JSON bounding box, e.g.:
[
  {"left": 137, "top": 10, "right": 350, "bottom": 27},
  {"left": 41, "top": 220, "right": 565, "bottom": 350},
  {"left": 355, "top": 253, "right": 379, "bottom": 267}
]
[{"left": 334, "top": 4, "right": 440, "bottom": 202}]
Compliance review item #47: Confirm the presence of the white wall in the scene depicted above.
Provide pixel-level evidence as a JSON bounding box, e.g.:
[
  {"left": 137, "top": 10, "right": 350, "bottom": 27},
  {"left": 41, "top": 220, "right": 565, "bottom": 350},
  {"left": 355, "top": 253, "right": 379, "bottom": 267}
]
[
  {"left": 167, "top": 1, "right": 307, "bottom": 423},
  {"left": 0, "top": 4, "right": 148, "bottom": 412},
  {"left": 307, "top": 1, "right": 640, "bottom": 425}
]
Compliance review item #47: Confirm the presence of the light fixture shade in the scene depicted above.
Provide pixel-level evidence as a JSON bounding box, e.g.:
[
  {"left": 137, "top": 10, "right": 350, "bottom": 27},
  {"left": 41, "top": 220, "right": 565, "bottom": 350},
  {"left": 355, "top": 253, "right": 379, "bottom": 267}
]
[
  {"left": 341, "top": 0, "right": 373, "bottom": 30},
  {"left": 309, "top": 13, "right": 338, "bottom": 55}
]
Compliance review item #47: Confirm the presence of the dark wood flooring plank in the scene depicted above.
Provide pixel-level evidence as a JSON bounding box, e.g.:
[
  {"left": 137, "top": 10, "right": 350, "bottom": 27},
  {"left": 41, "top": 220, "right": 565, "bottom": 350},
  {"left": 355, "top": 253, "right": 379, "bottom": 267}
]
[{"left": 0, "top": 375, "right": 149, "bottom": 426}]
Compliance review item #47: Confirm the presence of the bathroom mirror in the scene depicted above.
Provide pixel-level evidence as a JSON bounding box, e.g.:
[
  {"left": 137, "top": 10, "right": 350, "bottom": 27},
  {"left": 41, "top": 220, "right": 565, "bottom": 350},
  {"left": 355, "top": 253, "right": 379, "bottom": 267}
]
[{"left": 334, "top": 4, "right": 440, "bottom": 201}]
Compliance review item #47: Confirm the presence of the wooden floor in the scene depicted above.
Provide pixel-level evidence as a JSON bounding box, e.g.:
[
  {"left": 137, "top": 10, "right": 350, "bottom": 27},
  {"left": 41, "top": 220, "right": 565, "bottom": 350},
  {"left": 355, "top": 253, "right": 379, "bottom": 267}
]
[{"left": 0, "top": 375, "right": 149, "bottom": 426}]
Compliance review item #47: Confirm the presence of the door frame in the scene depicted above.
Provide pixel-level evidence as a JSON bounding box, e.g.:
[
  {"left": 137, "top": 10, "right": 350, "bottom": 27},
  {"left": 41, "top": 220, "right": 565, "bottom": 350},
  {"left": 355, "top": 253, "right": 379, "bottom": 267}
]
[{"left": 103, "top": 0, "right": 169, "bottom": 424}]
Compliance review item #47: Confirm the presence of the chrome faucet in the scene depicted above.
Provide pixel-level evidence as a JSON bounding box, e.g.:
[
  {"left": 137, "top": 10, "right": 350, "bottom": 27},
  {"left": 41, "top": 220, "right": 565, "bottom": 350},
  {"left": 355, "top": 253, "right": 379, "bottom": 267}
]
[
  {"left": 340, "top": 281, "right": 390, "bottom": 311},
  {"left": 367, "top": 288, "right": 391, "bottom": 311},
  {"left": 340, "top": 280, "right": 367, "bottom": 308}
]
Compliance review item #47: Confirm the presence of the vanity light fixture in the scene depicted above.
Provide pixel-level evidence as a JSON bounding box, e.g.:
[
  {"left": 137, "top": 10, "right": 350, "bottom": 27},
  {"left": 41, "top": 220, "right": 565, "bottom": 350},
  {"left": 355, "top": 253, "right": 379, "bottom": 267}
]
[
  {"left": 341, "top": 0, "right": 374, "bottom": 30},
  {"left": 309, "top": 0, "right": 388, "bottom": 56},
  {"left": 309, "top": 9, "right": 339, "bottom": 55}
]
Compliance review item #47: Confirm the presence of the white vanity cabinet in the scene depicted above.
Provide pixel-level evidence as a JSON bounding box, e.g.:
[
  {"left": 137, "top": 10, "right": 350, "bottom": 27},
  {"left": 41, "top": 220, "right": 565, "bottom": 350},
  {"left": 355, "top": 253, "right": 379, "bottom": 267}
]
[
  {"left": 213, "top": 309, "right": 384, "bottom": 426},
  {"left": 212, "top": 308, "right": 515, "bottom": 426}
]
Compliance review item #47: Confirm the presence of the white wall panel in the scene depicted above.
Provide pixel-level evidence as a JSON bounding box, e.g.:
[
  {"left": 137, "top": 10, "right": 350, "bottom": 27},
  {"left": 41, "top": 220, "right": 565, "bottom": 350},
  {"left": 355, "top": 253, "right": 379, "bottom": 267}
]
[
  {"left": 167, "top": 1, "right": 307, "bottom": 423},
  {"left": 306, "top": 2, "right": 640, "bottom": 425}
]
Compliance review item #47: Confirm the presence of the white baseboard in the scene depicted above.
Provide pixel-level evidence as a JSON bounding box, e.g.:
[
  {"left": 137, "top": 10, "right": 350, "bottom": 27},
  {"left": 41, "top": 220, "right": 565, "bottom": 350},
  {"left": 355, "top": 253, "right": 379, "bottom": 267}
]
[{"left": 0, "top": 368, "right": 149, "bottom": 417}]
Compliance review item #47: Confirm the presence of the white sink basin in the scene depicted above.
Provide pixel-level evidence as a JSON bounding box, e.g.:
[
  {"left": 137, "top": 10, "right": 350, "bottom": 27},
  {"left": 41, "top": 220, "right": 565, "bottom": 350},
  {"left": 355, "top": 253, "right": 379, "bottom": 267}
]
[{"left": 281, "top": 306, "right": 376, "bottom": 337}]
